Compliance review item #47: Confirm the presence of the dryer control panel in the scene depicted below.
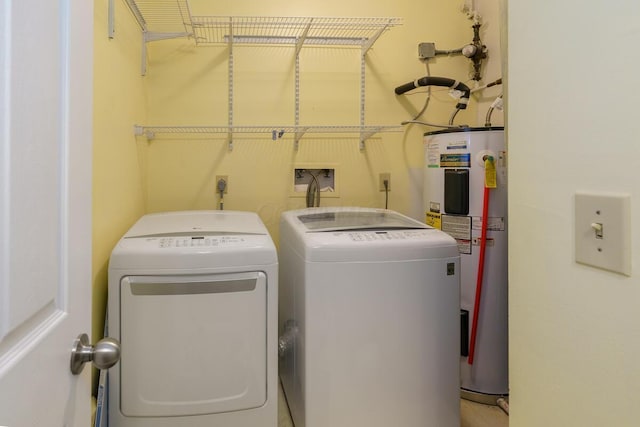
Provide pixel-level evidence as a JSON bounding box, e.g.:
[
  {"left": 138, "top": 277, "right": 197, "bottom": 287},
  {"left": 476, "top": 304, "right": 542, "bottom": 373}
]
[{"left": 157, "top": 236, "right": 249, "bottom": 248}]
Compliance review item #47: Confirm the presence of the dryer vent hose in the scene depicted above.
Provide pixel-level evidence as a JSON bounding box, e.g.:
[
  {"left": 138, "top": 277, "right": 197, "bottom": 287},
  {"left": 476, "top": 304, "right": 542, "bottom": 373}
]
[{"left": 394, "top": 76, "right": 471, "bottom": 110}]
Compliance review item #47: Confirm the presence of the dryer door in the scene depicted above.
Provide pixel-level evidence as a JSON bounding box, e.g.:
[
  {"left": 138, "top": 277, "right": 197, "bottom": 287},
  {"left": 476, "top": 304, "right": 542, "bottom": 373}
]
[{"left": 119, "top": 272, "right": 267, "bottom": 417}]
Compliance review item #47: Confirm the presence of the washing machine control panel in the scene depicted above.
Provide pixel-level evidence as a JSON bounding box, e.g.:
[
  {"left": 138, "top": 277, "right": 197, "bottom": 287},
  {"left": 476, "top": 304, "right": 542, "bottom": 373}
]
[
  {"left": 156, "top": 236, "right": 249, "bottom": 248},
  {"left": 342, "top": 230, "right": 430, "bottom": 242}
]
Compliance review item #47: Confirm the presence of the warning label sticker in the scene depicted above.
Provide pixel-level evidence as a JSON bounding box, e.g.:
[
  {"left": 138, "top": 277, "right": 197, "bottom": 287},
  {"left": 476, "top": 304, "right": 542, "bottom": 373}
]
[
  {"left": 472, "top": 237, "right": 495, "bottom": 247},
  {"left": 441, "top": 215, "right": 472, "bottom": 240},
  {"left": 455, "top": 239, "right": 472, "bottom": 255},
  {"left": 440, "top": 153, "right": 471, "bottom": 168},
  {"left": 425, "top": 212, "right": 442, "bottom": 229},
  {"left": 427, "top": 142, "right": 440, "bottom": 168},
  {"left": 471, "top": 217, "right": 505, "bottom": 231},
  {"left": 442, "top": 215, "right": 472, "bottom": 255}
]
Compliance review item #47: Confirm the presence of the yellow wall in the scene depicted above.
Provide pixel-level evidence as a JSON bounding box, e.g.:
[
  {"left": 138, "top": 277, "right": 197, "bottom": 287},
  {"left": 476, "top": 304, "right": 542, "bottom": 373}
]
[
  {"left": 140, "top": 0, "right": 483, "bottom": 243},
  {"left": 92, "top": 0, "right": 147, "bottom": 389}
]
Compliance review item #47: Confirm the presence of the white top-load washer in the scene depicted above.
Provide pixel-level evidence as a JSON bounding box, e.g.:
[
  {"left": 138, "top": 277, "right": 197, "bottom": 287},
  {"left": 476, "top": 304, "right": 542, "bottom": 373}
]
[
  {"left": 278, "top": 207, "right": 460, "bottom": 427},
  {"left": 108, "top": 210, "right": 277, "bottom": 427}
]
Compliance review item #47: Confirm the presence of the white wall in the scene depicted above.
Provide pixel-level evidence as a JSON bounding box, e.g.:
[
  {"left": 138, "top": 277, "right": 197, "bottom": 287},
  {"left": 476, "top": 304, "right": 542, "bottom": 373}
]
[{"left": 508, "top": 2, "right": 640, "bottom": 426}]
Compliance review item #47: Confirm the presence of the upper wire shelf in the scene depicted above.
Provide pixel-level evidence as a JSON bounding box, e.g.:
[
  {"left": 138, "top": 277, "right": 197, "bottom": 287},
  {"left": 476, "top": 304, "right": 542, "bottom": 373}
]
[
  {"left": 122, "top": 1, "right": 404, "bottom": 150},
  {"left": 124, "top": 1, "right": 402, "bottom": 49},
  {"left": 191, "top": 16, "right": 402, "bottom": 49},
  {"left": 125, "top": 0, "right": 193, "bottom": 34}
]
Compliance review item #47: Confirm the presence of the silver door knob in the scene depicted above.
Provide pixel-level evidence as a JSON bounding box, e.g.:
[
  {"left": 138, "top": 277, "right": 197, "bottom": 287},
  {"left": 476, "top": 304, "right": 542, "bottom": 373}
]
[{"left": 70, "top": 333, "right": 120, "bottom": 375}]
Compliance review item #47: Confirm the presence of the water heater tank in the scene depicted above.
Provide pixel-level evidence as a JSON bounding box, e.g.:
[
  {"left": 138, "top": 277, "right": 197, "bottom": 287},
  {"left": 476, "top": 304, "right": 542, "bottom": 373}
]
[{"left": 424, "top": 127, "right": 508, "bottom": 403}]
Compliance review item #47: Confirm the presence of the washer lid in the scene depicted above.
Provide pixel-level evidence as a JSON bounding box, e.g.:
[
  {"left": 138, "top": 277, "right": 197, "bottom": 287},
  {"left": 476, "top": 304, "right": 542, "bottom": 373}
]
[
  {"left": 297, "top": 209, "right": 427, "bottom": 232},
  {"left": 124, "top": 210, "right": 268, "bottom": 238}
]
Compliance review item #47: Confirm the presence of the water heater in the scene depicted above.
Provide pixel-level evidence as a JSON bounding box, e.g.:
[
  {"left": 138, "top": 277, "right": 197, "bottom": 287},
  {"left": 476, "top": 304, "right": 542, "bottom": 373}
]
[{"left": 423, "top": 127, "right": 508, "bottom": 403}]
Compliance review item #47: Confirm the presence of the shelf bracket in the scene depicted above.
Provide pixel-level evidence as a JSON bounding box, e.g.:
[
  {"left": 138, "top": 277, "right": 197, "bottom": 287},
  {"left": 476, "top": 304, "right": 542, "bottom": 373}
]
[
  {"left": 139, "top": 31, "right": 191, "bottom": 76},
  {"left": 228, "top": 19, "right": 234, "bottom": 151},
  {"left": 134, "top": 125, "right": 155, "bottom": 140},
  {"left": 294, "top": 21, "right": 312, "bottom": 135},
  {"left": 108, "top": 0, "right": 115, "bottom": 39},
  {"left": 295, "top": 49, "right": 300, "bottom": 132},
  {"left": 361, "top": 20, "right": 392, "bottom": 55},
  {"left": 294, "top": 127, "right": 309, "bottom": 151},
  {"left": 295, "top": 20, "right": 313, "bottom": 57},
  {"left": 141, "top": 32, "right": 147, "bottom": 75},
  {"left": 359, "top": 127, "right": 382, "bottom": 150},
  {"left": 360, "top": 51, "right": 366, "bottom": 146}
]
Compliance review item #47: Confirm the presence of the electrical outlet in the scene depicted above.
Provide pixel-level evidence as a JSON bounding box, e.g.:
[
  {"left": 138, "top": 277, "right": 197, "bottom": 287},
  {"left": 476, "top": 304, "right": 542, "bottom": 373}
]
[
  {"left": 379, "top": 173, "right": 391, "bottom": 191},
  {"left": 216, "top": 175, "right": 228, "bottom": 194}
]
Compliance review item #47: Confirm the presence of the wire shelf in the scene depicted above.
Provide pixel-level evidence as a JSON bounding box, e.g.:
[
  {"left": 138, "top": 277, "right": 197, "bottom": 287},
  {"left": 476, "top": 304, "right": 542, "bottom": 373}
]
[
  {"left": 191, "top": 16, "right": 402, "bottom": 47},
  {"left": 124, "top": 0, "right": 402, "bottom": 48},
  {"left": 122, "top": 2, "right": 404, "bottom": 150},
  {"left": 135, "top": 125, "right": 404, "bottom": 136},
  {"left": 125, "top": 0, "right": 193, "bottom": 34},
  {"left": 134, "top": 124, "right": 404, "bottom": 150}
]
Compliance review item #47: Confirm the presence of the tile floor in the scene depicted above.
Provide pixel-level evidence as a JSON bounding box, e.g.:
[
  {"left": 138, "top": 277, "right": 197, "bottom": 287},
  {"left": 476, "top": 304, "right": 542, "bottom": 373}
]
[{"left": 277, "top": 381, "right": 509, "bottom": 427}]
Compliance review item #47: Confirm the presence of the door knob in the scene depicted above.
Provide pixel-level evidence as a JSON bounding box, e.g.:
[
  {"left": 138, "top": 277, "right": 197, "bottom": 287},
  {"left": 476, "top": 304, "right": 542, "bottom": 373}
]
[{"left": 70, "top": 333, "right": 120, "bottom": 375}]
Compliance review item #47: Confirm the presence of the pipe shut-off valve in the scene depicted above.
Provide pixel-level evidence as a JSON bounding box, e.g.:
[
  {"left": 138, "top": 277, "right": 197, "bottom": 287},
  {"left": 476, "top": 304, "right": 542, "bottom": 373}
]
[
  {"left": 417, "top": 19, "right": 487, "bottom": 81},
  {"left": 465, "top": 22, "right": 487, "bottom": 81}
]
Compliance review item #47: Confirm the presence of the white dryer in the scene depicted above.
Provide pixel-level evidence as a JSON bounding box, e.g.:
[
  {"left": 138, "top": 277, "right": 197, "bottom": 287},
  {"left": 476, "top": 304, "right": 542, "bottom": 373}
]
[
  {"left": 108, "top": 210, "right": 277, "bottom": 427},
  {"left": 278, "top": 207, "right": 461, "bottom": 427}
]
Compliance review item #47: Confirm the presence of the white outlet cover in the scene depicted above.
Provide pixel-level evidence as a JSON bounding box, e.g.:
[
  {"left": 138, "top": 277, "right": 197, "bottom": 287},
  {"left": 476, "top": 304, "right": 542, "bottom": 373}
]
[{"left": 575, "top": 192, "right": 631, "bottom": 276}]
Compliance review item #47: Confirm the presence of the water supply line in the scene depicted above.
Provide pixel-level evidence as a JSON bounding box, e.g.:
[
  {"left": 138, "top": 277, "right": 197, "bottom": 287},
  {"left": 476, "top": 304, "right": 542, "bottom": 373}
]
[
  {"left": 470, "top": 77, "right": 502, "bottom": 94},
  {"left": 305, "top": 172, "right": 321, "bottom": 207},
  {"left": 485, "top": 94, "right": 503, "bottom": 127},
  {"left": 217, "top": 178, "right": 227, "bottom": 210},
  {"left": 467, "top": 77, "right": 504, "bottom": 127},
  {"left": 468, "top": 155, "right": 496, "bottom": 365}
]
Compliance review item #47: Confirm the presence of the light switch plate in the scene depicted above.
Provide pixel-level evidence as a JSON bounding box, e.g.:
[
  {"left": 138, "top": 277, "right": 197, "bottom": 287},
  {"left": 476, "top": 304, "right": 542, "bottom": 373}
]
[{"left": 575, "top": 192, "right": 631, "bottom": 276}]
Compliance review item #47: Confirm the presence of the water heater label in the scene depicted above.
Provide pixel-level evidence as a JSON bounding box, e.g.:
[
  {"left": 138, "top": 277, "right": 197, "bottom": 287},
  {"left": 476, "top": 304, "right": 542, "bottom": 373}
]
[
  {"left": 445, "top": 141, "right": 468, "bottom": 151},
  {"left": 440, "top": 153, "right": 471, "bottom": 168}
]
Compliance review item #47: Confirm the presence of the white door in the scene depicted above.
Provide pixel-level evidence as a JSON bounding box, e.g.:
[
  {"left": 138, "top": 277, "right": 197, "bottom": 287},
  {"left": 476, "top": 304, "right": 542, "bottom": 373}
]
[{"left": 0, "top": 0, "right": 94, "bottom": 425}]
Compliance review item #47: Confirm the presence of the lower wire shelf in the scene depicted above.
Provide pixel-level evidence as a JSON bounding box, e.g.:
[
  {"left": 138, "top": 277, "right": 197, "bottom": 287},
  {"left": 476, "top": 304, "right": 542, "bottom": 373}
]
[{"left": 134, "top": 124, "right": 404, "bottom": 150}]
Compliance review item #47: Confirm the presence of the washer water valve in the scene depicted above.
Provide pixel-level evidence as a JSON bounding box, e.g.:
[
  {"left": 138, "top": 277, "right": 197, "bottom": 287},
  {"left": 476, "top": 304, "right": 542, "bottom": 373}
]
[{"left": 418, "top": 22, "right": 487, "bottom": 81}]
